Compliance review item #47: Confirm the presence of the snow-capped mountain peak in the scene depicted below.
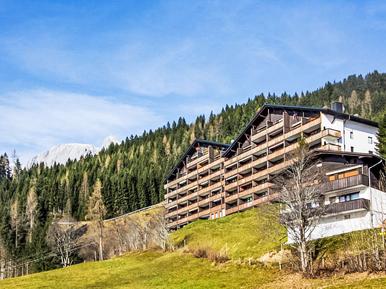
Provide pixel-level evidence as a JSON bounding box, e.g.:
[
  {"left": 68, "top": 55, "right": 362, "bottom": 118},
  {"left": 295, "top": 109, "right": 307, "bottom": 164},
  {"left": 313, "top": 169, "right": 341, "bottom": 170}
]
[
  {"left": 27, "top": 143, "right": 98, "bottom": 168},
  {"left": 101, "top": 135, "right": 119, "bottom": 148},
  {"left": 27, "top": 136, "right": 121, "bottom": 168}
]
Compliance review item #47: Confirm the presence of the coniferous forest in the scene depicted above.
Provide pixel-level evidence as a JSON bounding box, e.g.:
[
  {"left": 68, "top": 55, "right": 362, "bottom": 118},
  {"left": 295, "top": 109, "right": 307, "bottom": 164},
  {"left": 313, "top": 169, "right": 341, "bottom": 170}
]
[{"left": 1, "top": 71, "right": 386, "bottom": 273}]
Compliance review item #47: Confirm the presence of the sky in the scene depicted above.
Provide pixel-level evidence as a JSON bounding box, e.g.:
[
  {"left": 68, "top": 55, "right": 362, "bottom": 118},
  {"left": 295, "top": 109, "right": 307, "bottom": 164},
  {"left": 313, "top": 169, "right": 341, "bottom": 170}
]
[{"left": 1, "top": 0, "right": 386, "bottom": 164}]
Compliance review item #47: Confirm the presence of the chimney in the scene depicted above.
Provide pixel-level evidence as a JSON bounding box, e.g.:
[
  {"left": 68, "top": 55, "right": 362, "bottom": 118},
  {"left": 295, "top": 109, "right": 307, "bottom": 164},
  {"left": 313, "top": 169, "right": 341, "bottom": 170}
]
[{"left": 331, "top": 101, "right": 345, "bottom": 113}]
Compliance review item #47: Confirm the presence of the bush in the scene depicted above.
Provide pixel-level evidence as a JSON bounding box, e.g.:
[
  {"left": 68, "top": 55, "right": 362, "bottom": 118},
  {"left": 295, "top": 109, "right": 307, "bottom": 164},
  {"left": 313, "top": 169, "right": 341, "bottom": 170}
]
[{"left": 191, "top": 247, "right": 229, "bottom": 264}]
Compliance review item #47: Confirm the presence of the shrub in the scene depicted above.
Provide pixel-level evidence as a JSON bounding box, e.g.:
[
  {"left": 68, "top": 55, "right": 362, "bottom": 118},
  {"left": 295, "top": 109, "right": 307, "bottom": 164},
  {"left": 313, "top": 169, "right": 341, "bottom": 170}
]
[{"left": 191, "top": 247, "right": 229, "bottom": 264}]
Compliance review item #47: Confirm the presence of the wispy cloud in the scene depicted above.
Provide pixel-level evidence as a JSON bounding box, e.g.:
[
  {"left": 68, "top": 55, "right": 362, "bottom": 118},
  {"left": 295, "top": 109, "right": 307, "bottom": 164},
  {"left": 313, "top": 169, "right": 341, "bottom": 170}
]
[
  {"left": 1, "top": 0, "right": 386, "bottom": 162},
  {"left": 0, "top": 89, "right": 163, "bottom": 164},
  {"left": 0, "top": 33, "right": 229, "bottom": 98}
]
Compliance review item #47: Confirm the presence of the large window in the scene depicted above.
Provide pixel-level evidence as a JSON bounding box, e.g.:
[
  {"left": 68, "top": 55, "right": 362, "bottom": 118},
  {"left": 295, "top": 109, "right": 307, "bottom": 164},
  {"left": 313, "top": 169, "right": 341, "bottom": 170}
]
[
  {"left": 328, "top": 168, "right": 360, "bottom": 181},
  {"left": 338, "top": 192, "right": 360, "bottom": 203}
]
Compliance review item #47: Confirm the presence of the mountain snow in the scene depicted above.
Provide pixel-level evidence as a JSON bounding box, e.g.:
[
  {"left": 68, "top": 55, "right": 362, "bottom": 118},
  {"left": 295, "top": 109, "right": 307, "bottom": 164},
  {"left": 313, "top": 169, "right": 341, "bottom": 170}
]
[
  {"left": 27, "top": 136, "right": 119, "bottom": 168},
  {"left": 102, "top": 135, "right": 119, "bottom": 148},
  {"left": 27, "top": 143, "right": 98, "bottom": 167}
]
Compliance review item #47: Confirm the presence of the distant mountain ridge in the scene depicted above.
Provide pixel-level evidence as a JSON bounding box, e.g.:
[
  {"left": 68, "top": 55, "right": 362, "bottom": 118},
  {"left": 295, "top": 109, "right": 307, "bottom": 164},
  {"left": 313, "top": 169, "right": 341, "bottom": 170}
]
[
  {"left": 27, "top": 143, "right": 98, "bottom": 168},
  {"left": 27, "top": 136, "right": 118, "bottom": 167}
]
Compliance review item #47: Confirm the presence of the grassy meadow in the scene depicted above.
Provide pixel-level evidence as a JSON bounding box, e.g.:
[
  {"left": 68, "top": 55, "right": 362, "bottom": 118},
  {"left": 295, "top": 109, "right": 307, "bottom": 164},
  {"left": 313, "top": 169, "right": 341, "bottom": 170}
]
[{"left": 2, "top": 207, "right": 386, "bottom": 288}]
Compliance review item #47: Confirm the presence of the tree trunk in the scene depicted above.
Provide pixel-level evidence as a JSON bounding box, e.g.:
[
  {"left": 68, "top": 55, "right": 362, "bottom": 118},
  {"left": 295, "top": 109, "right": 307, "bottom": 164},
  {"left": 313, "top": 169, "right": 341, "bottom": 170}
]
[
  {"left": 299, "top": 241, "right": 308, "bottom": 273},
  {"left": 98, "top": 222, "right": 104, "bottom": 261}
]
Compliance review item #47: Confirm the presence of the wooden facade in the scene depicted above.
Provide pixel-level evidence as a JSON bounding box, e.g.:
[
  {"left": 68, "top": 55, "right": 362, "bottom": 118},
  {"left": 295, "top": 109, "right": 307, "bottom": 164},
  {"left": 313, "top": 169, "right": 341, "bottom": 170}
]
[{"left": 164, "top": 105, "right": 380, "bottom": 230}]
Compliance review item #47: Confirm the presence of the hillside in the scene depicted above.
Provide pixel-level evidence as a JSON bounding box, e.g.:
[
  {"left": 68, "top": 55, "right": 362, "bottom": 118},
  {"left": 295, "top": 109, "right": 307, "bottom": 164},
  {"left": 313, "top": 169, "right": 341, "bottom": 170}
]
[
  {"left": 2, "top": 207, "right": 386, "bottom": 289},
  {"left": 171, "top": 206, "right": 285, "bottom": 259},
  {"left": 1, "top": 71, "right": 386, "bottom": 273}
]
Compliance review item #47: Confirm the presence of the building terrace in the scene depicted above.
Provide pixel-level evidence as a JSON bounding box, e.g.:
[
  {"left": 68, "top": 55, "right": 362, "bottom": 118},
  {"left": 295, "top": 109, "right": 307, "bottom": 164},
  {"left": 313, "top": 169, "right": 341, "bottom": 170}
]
[{"left": 164, "top": 103, "right": 380, "bottom": 230}]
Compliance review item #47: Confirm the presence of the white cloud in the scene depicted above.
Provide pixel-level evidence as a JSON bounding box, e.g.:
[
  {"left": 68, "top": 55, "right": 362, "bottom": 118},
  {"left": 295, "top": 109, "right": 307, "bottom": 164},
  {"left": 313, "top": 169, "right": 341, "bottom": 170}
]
[
  {"left": 1, "top": 34, "right": 230, "bottom": 98},
  {"left": 0, "top": 89, "right": 163, "bottom": 164}
]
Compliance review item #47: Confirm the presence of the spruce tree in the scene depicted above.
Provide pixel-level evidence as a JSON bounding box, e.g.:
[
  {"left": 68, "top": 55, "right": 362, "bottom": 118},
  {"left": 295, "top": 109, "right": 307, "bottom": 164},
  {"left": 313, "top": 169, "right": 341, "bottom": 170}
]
[{"left": 377, "top": 113, "right": 386, "bottom": 158}]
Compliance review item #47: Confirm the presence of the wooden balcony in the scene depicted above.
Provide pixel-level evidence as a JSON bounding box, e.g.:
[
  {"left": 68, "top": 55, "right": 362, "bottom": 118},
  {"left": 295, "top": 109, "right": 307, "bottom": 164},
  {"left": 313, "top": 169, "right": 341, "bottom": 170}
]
[
  {"left": 167, "top": 175, "right": 221, "bottom": 201},
  {"left": 224, "top": 128, "right": 340, "bottom": 180},
  {"left": 225, "top": 206, "right": 239, "bottom": 215},
  {"left": 225, "top": 182, "right": 273, "bottom": 203},
  {"left": 165, "top": 199, "right": 179, "bottom": 209},
  {"left": 198, "top": 193, "right": 222, "bottom": 207},
  {"left": 252, "top": 192, "right": 279, "bottom": 206},
  {"left": 167, "top": 220, "right": 179, "bottom": 229},
  {"left": 240, "top": 182, "right": 273, "bottom": 198},
  {"left": 225, "top": 173, "right": 257, "bottom": 191},
  {"left": 166, "top": 192, "right": 197, "bottom": 210},
  {"left": 177, "top": 202, "right": 199, "bottom": 215},
  {"left": 199, "top": 169, "right": 223, "bottom": 185},
  {"left": 319, "top": 144, "right": 341, "bottom": 151},
  {"left": 165, "top": 209, "right": 178, "bottom": 219},
  {"left": 197, "top": 182, "right": 222, "bottom": 197},
  {"left": 186, "top": 152, "right": 207, "bottom": 168},
  {"left": 251, "top": 119, "right": 284, "bottom": 142},
  {"left": 325, "top": 198, "right": 370, "bottom": 215},
  {"left": 323, "top": 174, "right": 369, "bottom": 193},
  {"left": 164, "top": 154, "right": 224, "bottom": 187},
  {"left": 225, "top": 193, "right": 278, "bottom": 216},
  {"left": 224, "top": 117, "right": 322, "bottom": 167}
]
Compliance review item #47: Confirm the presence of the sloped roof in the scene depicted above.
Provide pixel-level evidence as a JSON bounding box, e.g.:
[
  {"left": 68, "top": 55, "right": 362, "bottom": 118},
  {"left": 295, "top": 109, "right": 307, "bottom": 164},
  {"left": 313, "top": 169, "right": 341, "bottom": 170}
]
[
  {"left": 165, "top": 139, "right": 229, "bottom": 181},
  {"left": 223, "top": 104, "right": 379, "bottom": 157}
]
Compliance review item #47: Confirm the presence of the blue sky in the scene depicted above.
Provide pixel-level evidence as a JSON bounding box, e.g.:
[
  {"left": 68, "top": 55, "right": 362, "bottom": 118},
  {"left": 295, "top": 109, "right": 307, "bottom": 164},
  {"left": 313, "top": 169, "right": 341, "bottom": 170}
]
[{"left": 1, "top": 0, "right": 386, "bottom": 164}]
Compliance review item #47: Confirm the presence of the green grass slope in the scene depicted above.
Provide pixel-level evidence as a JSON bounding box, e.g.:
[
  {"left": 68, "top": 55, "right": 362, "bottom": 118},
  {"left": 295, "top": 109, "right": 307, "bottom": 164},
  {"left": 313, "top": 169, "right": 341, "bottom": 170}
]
[
  {"left": 171, "top": 206, "right": 286, "bottom": 259},
  {"left": 0, "top": 251, "right": 279, "bottom": 289},
  {"left": 2, "top": 207, "right": 386, "bottom": 289}
]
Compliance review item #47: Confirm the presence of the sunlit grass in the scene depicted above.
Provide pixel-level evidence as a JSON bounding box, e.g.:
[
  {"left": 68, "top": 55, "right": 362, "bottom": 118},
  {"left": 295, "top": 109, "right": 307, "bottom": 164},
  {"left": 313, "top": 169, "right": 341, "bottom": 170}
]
[
  {"left": 3, "top": 207, "right": 386, "bottom": 288},
  {"left": 171, "top": 205, "right": 286, "bottom": 259},
  {"left": 0, "top": 251, "right": 279, "bottom": 289}
]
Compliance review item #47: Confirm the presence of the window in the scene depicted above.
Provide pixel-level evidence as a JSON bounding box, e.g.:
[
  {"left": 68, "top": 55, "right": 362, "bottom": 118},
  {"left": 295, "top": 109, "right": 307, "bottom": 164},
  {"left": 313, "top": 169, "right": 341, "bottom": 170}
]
[
  {"left": 329, "top": 197, "right": 336, "bottom": 204},
  {"left": 368, "top": 136, "right": 373, "bottom": 144},
  {"left": 351, "top": 146, "right": 354, "bottom": 152},
  {"left": 328, "top": 168, "right": 360, "bottom": 181},
  {"left": 350, "top": 131, "right": 354, "bottom": 139},
  {"left": 338, "top": 192, "right": 360, "bottom": 203}
]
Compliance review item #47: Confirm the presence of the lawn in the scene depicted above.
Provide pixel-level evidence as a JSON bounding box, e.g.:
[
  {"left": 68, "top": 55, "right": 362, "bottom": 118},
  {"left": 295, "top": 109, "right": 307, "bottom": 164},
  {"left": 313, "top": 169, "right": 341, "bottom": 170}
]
[
  {"left": 171, "top": 206, "right": 286, "bottom": 259},
  {"left": 3, "top": 251, "right": 386, "bottom": 289},
  {"left": 0, "top": 251, "right": 279, "bottom": 289},
  {"left": 2, "top": 207, "right": 386, "bottom": 288}
]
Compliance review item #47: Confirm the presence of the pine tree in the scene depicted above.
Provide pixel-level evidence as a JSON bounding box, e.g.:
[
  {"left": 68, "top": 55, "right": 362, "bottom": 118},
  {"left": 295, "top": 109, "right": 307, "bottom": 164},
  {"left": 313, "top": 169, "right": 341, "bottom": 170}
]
[{"left": 377, "top": 113, "right": 386, "bottom": 158}]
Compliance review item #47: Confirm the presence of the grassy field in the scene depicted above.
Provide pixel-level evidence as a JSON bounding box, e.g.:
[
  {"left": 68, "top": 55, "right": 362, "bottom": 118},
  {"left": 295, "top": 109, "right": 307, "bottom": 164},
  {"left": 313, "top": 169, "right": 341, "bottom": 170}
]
[
  {"left": 2, "top": 250, "right": 386, "bottom": 289},
  {"left": 171, "top": 206, "right": 286, "bottom": 259},
  {"left": 0, "top": 251, "right": 280, "bottom": 289},
  {"left": 2, "top": 207, "right": 386, "bottom": 288}
]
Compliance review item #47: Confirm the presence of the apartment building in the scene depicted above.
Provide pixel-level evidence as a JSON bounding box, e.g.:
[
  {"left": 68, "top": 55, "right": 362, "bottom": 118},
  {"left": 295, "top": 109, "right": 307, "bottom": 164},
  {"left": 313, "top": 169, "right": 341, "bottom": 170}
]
[
  {"left": 164, "top": 103, "right": 381, "bottom": 231},
  {"left": 286, "top": 151, "right": 384, "bottom": 242}
]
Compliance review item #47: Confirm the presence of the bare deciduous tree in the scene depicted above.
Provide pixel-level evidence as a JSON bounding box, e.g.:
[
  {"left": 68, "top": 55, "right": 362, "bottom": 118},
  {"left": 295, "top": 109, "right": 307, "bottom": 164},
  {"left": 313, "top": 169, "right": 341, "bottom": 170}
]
[
  {"left": 275, "top": 139, "right": 325, "bottom": 274},
  {"left": 47, "top": 221, "right": 87, "bottom": 267}
]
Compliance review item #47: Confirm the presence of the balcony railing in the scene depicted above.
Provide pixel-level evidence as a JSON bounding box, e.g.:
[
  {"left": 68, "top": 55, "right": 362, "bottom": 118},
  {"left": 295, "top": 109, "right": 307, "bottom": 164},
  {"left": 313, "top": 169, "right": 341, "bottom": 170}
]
[
  {"left": 325, "top": 198, "right": 370, "bottom": 215},
  {"left": 323, "top": 174, "right": 369, "bottom": 192},
  {"left": 280, "top": 198, "right": 370, "bottom": 223}
]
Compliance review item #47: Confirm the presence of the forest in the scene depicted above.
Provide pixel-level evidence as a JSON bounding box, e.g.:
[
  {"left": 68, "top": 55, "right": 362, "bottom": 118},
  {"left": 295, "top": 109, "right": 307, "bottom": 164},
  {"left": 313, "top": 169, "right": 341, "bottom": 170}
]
[{"left": 0, "top": 71, "right": 386, "bottom": 273}]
